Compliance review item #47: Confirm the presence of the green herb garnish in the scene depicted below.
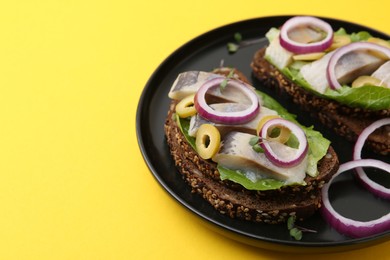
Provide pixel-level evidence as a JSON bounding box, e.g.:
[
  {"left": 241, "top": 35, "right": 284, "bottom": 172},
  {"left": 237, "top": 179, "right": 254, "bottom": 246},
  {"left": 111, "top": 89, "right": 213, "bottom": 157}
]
[
  {"left": 290, "top": 227, "right": 303, "bottom": 241},
  {"left": 252, "top": 143, "right": 264, "bottom": 153},
  {"left": 249, "top": 136, "right": 264, "bottom": 153},
  {"left": 287, "top": 215, "right": 317, "bottom": 241},
  {"left": 227, "top": 32, "right": 265, "bottom": 53},
  {"left": 249, "top": 136, "right": 260, "bottom": 146},
  {"left": 227, "top": 32, "right": 242, "bottom": 53},
  {"left": 219, "top": 69, "right": 235, "bottom": 91},
  {"left": 227, "top": 43, "right": 239, "bottom": 53},
  {"left": 234, "top": 32, "right": 242, "bottom": 43}
]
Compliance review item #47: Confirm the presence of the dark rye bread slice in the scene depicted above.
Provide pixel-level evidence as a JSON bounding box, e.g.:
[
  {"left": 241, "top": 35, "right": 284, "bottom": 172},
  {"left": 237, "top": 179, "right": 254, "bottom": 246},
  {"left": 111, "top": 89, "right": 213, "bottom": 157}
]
[
  {"left": 164, "top": 101, "right": 339, "bottom": 223},
  {"left": 251, "top": 48, "right": 390, "bottom": 155}
]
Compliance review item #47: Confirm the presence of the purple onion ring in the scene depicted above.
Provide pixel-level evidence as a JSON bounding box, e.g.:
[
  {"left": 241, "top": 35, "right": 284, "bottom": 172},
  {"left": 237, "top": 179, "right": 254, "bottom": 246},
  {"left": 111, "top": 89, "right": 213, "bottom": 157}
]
[
  {"left": 321, "top": 159, "right": 390, "bottom": 238},
  {"left": 279, "top": 16, "right": 333, "bottom": 54},
  {"left": 353, "top": 118, "right": 390, "bottom": 199},
  {"left": 194, "top": 78, "right": 260, "bottom": 125},
  {"left": 259, "top": 118, "right": 308, "bottom": 168}
]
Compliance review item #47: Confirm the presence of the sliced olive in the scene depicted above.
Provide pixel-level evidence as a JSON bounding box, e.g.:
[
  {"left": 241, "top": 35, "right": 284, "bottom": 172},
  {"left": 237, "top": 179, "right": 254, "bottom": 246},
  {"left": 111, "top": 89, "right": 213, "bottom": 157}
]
[
  {"left": 293, "top": 52, "right": 325, "bottom": 61},
  {"left": 327, "top": 35, "right": 351, "bottom": 51},
  {"left": 257, "top": 115, "right": 291, "bottom": 144},
  {"left": 195, "top": 124, "right": 220, "bottom": 160},
  {"left": 367, "top": 37, "right": 390, "bottom": 49},
  {"left": 256, "top": 115, "right": 280, "bottom": 136},
  {"left": 175, "top": 94, "right": 196, "bottom": 118},
  {"left": 267, "top": 125, "right": 291, "bottom": 144},
  {"left": 352, "top": 75, "right": 384, "bottom": 88}
]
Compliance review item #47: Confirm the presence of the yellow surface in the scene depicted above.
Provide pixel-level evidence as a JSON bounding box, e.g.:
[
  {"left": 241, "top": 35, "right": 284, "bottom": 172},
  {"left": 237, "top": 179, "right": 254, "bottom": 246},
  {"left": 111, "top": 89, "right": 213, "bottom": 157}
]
[{"left": 0, "top": 0, "right": 389, "bottom": 259}]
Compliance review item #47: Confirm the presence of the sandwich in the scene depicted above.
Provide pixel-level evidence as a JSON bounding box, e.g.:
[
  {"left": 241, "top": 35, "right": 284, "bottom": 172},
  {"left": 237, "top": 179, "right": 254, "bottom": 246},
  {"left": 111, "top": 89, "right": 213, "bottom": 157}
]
[
  {"left": 164, "top": 68, "right": 339, "bottom": 224},
  {"left": 250, "top": 16, "right": 390, "bottom": 155}
]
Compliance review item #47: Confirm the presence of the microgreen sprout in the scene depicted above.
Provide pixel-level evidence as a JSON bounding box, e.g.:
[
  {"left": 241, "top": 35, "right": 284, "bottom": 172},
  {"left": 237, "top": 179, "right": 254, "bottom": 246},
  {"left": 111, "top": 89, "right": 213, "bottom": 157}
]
[
  {"left": 227, "top": 43, "right": 239, "bottom": 53},
  {"left": 219, "top": 69, "right": 235, "bottom": 91},
  {"left": 249, "top": 136, "right": 264, "bottom": 153},
  {"left": 289, "top": 227, "right": 303, "bottom": 241},
  {"left": 249, "top": 136, "right": 260, "bottom": 146},
  {"left": 287, "top": 215, "right": 317, "bottom": 241},
  {"left": 226, "top": 33, "right": 242, "bottom": 53},
  {"left": 227, "top": 32, "right": 265, "bottom": 53},
  {"left": 234, "top": 32, "right": 242, "bottom": 43}
]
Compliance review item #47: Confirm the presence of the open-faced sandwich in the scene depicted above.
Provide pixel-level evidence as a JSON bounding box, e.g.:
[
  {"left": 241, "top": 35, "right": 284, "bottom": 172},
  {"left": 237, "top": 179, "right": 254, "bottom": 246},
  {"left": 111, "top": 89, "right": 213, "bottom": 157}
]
[
  {"left": 250, "top": 16, "right": 390, "bottom": 155},
  {"left": 164, "top": 68, "right": 339, "bottom": 224}
]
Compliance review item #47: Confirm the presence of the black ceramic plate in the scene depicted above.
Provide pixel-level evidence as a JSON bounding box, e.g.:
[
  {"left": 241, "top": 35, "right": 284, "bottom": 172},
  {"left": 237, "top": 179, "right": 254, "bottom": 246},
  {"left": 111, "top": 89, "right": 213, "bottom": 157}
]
[{"left": 136, "top": 16, "right": 390, "bottom": 253}]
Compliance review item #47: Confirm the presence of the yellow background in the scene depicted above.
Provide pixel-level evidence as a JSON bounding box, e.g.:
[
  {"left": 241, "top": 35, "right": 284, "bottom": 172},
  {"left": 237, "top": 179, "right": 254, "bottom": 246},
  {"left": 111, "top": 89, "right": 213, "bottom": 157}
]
[{"left": 0, "top": 0, "right": 389, "bottom": 259}]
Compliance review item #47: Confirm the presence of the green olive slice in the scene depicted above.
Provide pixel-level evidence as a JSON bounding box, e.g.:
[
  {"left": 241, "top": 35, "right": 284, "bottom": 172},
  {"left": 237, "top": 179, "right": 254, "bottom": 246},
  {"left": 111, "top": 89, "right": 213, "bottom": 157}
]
[
  {"left": 175, "top": 94, "right": 196, "bottom": 118},
  {"left": 195, "top": 124, "right": 221, "bottom": 159}
]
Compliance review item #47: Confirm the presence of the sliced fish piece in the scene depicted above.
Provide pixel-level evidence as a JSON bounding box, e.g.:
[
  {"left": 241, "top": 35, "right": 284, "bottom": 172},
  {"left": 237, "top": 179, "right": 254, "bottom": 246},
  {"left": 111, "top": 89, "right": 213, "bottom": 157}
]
[
  {"left": 168, "top": 71, "right": 220, "bottom": 100},
  {"left": 372, "top": 60, "right": 390, "bottom": 87},
  {"left": 188, "top": 105, "right": 278, "bottom": 137},
  {"left": 265, "top": 33, "right": 294, "bottom": 70},
  {"left": 301, "top": 50, "right": 387, "bottom": 93},
  {"left": 212, "top": 132, "right": 307, "bottom": 184},
  {"left": 335, "top": 50, "right": 386, "bottom": 85},
  {"left": 300, "top": 51, "right": 334, "bottom": 94}
]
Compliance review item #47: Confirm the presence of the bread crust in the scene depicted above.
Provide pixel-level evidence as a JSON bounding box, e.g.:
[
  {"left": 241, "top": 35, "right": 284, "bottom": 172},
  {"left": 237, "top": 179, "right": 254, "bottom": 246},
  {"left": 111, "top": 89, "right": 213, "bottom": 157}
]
[
  {"left": 251, "top": 48, "right": 390, "bottom": 155},
  {"left": 164, "top": 101, "right": 339, "bottom": 223}
]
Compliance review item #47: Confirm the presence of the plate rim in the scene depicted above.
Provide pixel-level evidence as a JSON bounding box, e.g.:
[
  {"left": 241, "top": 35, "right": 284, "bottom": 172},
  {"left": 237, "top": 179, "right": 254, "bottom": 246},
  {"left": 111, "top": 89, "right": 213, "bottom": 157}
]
[{"left": 136, "top": 15, "right": 390, "bottom": 253}]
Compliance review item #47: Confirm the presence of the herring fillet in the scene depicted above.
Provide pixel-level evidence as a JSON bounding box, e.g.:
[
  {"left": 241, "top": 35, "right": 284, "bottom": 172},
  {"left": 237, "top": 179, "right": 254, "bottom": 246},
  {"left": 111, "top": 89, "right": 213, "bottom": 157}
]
[
  {"left": 213, "top": 132, "right": 307, "bottom": 184},
  {"left": 372, "top": 60, "right": 390, "bottom": 87},
  {"left": 335, "top": 51, "right": 386, "bottom": 84},
  {"left": 300, "top": 51, "right": 334, "bottom": 94},
  {"left": 265, "top": 34, "right": 293, "bottom": 70},
  {"left": 300, "top": 50, "right": 387, "bottom": 94},
  {"left": 168, "top": 71, "right": 220, "bottom": 100}
]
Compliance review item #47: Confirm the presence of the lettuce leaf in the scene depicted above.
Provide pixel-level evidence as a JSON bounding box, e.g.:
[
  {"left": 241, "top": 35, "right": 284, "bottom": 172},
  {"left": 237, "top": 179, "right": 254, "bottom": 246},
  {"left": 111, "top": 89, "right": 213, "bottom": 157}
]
[
  {"left": 334, "top": 27, "right": 373, "bottom": 42},
  {"left": 218, "top": 165, "right": 285, "bottom": 190},
  {"left": 175, "top": 113, "right": 196, "bottom": 150},
  {"left": 256, "top": 90, "right": 297, "bottom": 122},
  {"left": 324, "top": 85, "right": 390, "bottom": 110}
]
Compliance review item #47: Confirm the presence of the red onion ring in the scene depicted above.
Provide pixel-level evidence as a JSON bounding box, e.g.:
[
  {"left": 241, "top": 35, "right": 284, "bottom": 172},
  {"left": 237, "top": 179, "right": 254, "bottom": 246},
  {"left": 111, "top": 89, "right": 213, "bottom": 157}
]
[
  {"left": 259, "top": 118, "right": 308, "bottom": 167},
  {"left": 327, "top": 42, "right": 390, "bottom": 90},
  {"left": 279, "top": 16, "right": 333, "bottom": 54},
  {"left": 353, "top": 118, "right": 390, "bottom": 199},
  {"left": 321, "top": 159, "right": 390, "bottom": 238},
  {"left": 194, "top": 78, "right": 260, "bottom": 124}
]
